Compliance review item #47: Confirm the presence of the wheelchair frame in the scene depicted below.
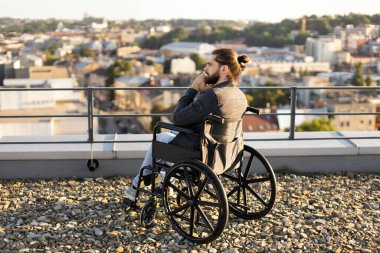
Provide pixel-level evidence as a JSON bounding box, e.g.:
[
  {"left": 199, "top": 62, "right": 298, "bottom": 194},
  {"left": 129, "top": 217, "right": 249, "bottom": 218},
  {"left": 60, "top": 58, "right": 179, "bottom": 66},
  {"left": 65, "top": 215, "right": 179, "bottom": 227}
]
[{"left": 124, "top": 107, "right": 277, "bottom": 244}]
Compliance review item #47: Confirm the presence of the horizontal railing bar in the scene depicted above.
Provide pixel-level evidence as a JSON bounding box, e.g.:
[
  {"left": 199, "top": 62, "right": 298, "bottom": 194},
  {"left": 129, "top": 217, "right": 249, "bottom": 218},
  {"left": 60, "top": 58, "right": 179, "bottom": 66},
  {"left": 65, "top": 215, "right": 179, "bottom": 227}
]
[
  {"left": 295, "top": 112, "right": 380, "bottom": 116},
  {"left": 1, "top": 112, "right": 378, "bottom": 119},
  {"left": 0, "top": 87, "right": 87, "bottom": 91},
  {"left": 3, "top": 135, "right": 379, "bottom": 145},
  {"left": 1, "top": 86, "right": 379, "bottom": 92},
  {"left": 92, "top": 112, "right": 292, "bottom": 118},
  {"left": 245, "top": 136, "right": 380, "bottom": 141},
  {"left": 0, "top": 141, "right": 90, "bottom": 144},
  {"left": 0, "top": 115, "right": 88, "bottom": 118},
  {"left": 295, "top": 86, "right": 380, "bottom": 90}
]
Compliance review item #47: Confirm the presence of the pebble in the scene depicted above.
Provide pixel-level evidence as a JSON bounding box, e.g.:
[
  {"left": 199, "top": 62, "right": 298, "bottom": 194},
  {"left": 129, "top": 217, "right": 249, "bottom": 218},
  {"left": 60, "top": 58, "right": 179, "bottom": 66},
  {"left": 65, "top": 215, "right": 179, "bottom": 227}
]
[{"left": 0, "top": 174, "right": 378, "bottom": 252}]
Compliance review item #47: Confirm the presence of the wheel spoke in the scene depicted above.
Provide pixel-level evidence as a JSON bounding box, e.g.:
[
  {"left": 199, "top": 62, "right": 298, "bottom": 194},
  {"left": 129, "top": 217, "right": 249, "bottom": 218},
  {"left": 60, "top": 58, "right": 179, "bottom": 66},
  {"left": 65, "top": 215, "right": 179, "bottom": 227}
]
[
  {"left": 189, "top": 206, "right": 195, "bottom": 236},
  {"left": 220, "top": 173, "right": 239, "bottom": 182},
  {"left": 183, "top": 167, "right": 195, "bottom": 198},
  {"left": 246, "top": 185, "right": 268, "bottom": 207},
  {"left": 229, "top": 202, "right": 249, "bottom": 211},
  {"left": 226, "top": 186, "right": 239, "bottom": 198},
  {"left": 197, "top": 200, "right": 220, "bottom": 208},
  {"left": 172, "top": 214, "right": 210, "bottom": 229},
  {"left": 204, "top": 188, "right": 217, "bottom": 199},
  {"left": 195, "top": 205, "right": 214, "bottom": 231},
  {"left": 243, "top": 154, "right": 254, "bottom": 179},
  {"left": 246, "top": 177, "right": 270, "bottom": 184},
  {"left": 243, "top": 186, "right": 247, "bottom": 213},
  {"left": 194, "top": 177, "right": 208, "bottom": 199},
  {"left": 168, "top": 182, "right": 190, "bottom": 200},
  {"left": 168, "top": 203, "right": 190, "bottom": 216}
]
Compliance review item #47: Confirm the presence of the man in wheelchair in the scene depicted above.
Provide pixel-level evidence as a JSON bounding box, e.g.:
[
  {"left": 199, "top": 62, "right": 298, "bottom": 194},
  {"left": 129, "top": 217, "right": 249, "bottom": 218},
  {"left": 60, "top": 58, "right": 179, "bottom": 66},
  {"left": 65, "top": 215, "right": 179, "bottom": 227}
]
[{"left": 124, "top": 48, "right": 250, "bottom": 202}]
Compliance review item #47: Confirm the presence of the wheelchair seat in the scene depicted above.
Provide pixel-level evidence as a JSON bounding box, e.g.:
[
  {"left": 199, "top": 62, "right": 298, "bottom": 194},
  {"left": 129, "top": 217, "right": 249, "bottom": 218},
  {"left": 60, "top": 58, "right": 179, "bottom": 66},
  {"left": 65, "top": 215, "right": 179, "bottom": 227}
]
[{"left": 152, "top": 114, "right": 244, "bottom": 175}]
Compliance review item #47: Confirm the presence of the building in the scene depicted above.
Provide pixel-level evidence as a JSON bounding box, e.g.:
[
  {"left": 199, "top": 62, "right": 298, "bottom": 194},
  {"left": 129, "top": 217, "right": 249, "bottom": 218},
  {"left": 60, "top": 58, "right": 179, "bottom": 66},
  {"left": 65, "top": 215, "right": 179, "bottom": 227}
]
[
  {"left": 331, "top": 102, "right": 376, "bottom": 131},
  {"left": 117, "top": 46, "right": 141, "bottom": 58},
  {"left": 0, "top": 74, "right": 95, "bottom": 136},
  {"left": 306, "top": 36, "right": 342, "bottom": 64},
  {"left": 73, "top": 61, "right": 100, "bottom": 86},
  {"left": 252, "top": 61, "right": 331, "bottom": 74},
  {"left": 160, "top": 42, "right": 215, "bottom": 57},
  {"left": 369, "top": 98, "right": 380, "bottom": 130},
  {"left": 113, "top": 75, "right": 152, "bottom": 132},
  {"left": 277, "top": 107, "right": 329, "bottom": 131},
  {"left": 298, "top": 76, "right": 331, "bottom": 108},
  {"left": 243, "top": 114, "right": 279, "bottom": 132},
  {"left": 170, "top": 57, "right": 196, "bottom": 74}
]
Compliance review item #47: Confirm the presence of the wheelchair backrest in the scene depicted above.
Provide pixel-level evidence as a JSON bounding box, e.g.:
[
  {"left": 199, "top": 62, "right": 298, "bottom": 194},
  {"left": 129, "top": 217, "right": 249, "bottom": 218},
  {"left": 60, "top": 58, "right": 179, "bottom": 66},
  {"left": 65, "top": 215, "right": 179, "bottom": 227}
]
[
  {"left": 201, "top": 117, "right": 244, "bottom": 175},
  {"left": 200, "top": 106, "right": 259, "bottom": 175}
]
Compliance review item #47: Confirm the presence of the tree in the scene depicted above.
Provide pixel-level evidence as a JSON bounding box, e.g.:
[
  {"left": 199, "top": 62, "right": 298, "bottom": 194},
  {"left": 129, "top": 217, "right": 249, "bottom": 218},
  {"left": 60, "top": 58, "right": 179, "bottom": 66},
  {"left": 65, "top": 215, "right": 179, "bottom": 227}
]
[
  {"left": 351, "top": 62, "right": 365, "bottom": 86},
  {"left": 294, "top": 32, "right": 310, "bottom": 45},
  {"left": 79, "top": 48, "right": 95, "bottom": 58},
  {"left": 105, "top": 60, "right": 132, "bottom": 87},
  {"left": 245, "top": 94, "right": 254, "bottom": 106},
  {"left": 43, "top": 43, "right": 61, "bottom": 65},
  {"left": 365, "top": 69, "right": 373, "bottom": 86},
  {"left": 248, "top": 82, "right": 289, "bottom": 108},
  {"left": 295, "top": 117, "right": 335, "bottom": 131},
  {"left": 190, "top": 53, "right": 207, "bottom": 70}
]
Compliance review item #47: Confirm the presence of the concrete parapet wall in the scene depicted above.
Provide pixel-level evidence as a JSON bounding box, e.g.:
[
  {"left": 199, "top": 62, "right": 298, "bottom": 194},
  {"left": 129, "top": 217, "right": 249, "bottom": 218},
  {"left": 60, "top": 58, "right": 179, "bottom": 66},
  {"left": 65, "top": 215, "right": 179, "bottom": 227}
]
[{"left": 0, "top": 131, "right": 379, "bottom": 179}]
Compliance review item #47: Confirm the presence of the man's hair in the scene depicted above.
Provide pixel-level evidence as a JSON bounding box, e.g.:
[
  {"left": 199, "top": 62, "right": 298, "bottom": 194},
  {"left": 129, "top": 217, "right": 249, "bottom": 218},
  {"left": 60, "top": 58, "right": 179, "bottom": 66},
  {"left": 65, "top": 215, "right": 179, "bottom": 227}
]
[{"left": 212, "top": 48, "right": 250, "bottom": 85}]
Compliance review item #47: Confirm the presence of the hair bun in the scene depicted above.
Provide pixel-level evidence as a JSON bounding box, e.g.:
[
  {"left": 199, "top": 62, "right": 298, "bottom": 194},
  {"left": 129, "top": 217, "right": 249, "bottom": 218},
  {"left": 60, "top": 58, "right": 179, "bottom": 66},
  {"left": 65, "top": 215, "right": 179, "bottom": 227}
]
[{"left": 237, "top": 55, "right": 250, "bottom": 70}]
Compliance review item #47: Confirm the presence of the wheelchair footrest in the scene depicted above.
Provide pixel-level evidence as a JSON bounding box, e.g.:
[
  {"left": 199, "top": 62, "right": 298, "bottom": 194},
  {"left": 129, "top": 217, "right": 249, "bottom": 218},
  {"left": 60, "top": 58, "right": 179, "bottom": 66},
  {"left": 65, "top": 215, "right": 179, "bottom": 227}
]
[{"left": 123, "top": 198, "right": 138, "bottom": 209}]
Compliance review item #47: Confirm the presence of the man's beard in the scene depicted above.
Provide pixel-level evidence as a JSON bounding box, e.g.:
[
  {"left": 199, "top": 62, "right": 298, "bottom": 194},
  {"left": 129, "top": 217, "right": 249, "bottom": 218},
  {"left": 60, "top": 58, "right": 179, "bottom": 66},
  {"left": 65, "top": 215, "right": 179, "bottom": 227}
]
[{"left": 204, "top": 71, "right": 220, "bottom": 85}]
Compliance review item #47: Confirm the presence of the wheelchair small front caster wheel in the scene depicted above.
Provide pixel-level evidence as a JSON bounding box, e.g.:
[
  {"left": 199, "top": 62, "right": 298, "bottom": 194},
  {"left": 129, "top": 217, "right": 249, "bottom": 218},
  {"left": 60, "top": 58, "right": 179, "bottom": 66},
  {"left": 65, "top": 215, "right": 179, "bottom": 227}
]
[
  {"left": 87, "top": 159, "right": 99, "bottom": 171},
  {"left": 140, "top": 199, "right": 157, "bottom": 227}
]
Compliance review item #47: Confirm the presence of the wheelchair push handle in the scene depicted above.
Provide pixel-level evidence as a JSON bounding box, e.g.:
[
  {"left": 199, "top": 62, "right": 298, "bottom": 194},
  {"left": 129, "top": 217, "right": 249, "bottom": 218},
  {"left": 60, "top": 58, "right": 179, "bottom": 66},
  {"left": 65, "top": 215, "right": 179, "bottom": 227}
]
[{"left": 246, "top": 106, "right": 260, "bottom": 115}]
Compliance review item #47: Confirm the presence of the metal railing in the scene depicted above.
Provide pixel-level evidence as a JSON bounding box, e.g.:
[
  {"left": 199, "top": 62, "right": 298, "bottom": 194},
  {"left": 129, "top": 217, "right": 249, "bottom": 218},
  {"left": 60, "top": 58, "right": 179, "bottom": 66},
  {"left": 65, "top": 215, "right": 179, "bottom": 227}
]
[{"left": 0, "top": 85, "right": 379, "bottom": 144}]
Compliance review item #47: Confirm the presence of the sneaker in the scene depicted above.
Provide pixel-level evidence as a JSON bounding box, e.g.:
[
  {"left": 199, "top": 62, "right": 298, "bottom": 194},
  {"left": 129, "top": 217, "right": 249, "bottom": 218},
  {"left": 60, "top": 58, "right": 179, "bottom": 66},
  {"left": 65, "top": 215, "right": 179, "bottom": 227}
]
[{"left": 124, "top": 185, "right": 137, "bottom": 202}]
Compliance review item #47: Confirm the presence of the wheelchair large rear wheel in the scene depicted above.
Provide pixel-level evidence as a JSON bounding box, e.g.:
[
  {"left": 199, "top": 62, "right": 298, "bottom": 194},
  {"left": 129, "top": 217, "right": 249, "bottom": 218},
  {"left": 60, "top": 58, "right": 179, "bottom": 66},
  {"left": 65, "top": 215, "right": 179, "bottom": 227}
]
[
  {"left": 221, "top": 145, "right": 276, "bottom": 220},
  {"left": 163, "top": 160, "right": 228, "bottom": 244}
]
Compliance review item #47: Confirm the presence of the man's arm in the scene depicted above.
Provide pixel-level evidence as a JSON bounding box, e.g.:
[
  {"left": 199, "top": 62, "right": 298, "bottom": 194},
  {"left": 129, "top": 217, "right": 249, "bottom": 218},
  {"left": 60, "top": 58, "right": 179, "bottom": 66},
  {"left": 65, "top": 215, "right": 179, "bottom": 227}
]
[{"left": 172, "top": 88, "right": 219, "bottom": 126}]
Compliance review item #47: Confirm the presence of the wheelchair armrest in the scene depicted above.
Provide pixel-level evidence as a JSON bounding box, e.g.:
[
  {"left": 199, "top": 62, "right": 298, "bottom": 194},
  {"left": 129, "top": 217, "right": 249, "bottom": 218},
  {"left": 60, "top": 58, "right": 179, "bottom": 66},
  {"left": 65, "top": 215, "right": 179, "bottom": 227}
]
[
  {"left": 154, "top": 121, "right": 195, "bottom": 135},
  {"left": 206, "top": 114, "right": 225, "bottom": 124},
  {"left": 246, "top": 106, "right": 260, "bottom": 115}
]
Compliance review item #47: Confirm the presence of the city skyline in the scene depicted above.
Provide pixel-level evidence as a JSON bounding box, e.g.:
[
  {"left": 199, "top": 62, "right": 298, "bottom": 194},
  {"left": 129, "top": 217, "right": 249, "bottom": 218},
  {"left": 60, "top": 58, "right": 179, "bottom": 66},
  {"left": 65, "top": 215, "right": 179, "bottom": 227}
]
[{"left": 0, "top": 0, "right": 380, "bottom": 23}]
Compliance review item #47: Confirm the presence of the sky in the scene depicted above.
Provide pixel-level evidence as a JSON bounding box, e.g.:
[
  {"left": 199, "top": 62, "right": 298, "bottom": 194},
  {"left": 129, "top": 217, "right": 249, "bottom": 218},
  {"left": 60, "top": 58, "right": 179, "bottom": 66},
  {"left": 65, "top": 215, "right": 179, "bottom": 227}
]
[{"left": 0, "top": 0, "right": 379, "bottom": 23}]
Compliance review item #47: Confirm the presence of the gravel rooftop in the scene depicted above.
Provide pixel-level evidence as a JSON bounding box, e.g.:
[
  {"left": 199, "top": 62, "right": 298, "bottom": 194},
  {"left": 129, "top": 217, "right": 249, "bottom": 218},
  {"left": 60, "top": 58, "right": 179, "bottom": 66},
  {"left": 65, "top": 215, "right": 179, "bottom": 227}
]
[{"left": 0, "top": 173, "right": 379, "bottom": 253}]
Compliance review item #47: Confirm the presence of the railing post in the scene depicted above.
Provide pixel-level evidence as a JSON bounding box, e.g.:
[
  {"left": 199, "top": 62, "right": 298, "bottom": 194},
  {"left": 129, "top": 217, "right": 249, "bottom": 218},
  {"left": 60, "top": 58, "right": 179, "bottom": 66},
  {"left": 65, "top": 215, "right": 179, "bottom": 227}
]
[
  {"left": 87, "top": 87, "right": 93, "bottom": 143},
  {"left": 289, "top": 86, "right": 297, "bottom": 140}
]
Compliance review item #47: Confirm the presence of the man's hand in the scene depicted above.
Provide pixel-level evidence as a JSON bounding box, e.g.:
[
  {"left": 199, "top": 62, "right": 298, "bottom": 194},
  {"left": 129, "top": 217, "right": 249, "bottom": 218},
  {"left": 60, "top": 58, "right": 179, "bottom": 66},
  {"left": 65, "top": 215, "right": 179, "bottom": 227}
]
[{"left": 191, "top": 73, "right": 212, "bottom": 92}]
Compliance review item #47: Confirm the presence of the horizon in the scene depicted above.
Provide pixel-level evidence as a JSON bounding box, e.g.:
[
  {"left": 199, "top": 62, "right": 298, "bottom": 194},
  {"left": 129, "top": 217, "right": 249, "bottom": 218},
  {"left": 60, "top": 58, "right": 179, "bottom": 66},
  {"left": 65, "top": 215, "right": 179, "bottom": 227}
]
[{"left": 0, "top": 0, "right": 379, "bottom": 23}]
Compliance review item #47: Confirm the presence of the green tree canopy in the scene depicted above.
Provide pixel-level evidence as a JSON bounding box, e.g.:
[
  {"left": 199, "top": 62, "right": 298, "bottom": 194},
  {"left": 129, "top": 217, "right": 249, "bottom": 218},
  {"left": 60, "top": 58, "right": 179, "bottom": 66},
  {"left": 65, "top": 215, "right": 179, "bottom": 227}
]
[
  {"left": 295, "top": 117, "right": 335, "bottom": 131},
  {"left": 351, "top": 62, "right": 365, "bottom": 86},
  {"left": 79, "top": 48, "right": 96, "bottom": 58},
  {"left": 248, "top": 82, "right": 289, "bottom": 108},
  {"left": 190, "top": 53, "right": 207, "bottom": 70},
  {"left": 105, "top": 60, "right": 132, "bottom": 87}
]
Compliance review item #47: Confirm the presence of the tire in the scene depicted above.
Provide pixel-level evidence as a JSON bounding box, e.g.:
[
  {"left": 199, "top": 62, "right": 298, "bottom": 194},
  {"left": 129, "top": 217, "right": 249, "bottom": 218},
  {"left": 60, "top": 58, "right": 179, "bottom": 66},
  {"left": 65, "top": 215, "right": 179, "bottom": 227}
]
[
  {"left": 163, "top": 160, "right": 228, "bottom": 244},
  {"left": 140, "top": 199, "right": 157, "bottom": 227},
  {"left": 221, "top": 145, "right": 276, "bottom": 220}
]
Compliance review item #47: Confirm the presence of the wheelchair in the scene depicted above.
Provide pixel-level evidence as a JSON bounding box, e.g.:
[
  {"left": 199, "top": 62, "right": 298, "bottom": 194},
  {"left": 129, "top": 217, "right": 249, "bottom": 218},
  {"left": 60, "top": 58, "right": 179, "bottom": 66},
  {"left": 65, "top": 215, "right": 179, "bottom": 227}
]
[{"left": 124, "top": 107, "right": 277, "bottom": 244}]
